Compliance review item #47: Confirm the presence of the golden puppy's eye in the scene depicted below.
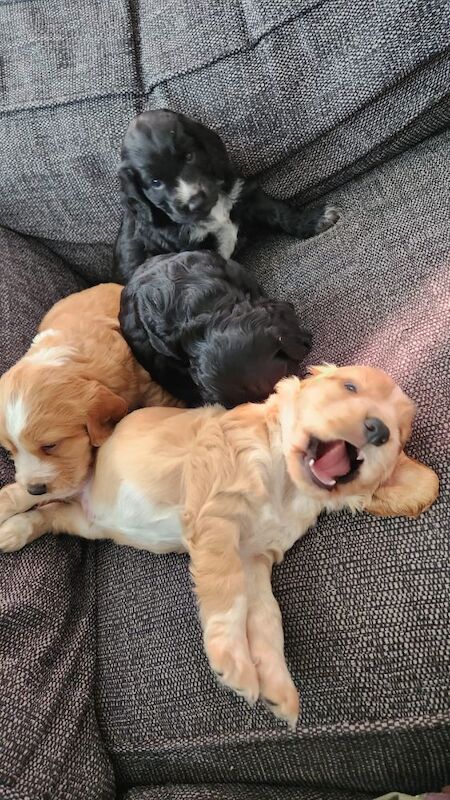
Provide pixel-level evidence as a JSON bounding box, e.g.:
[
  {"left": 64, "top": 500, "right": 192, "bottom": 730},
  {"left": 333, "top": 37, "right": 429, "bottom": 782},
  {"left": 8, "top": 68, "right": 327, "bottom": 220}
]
[
  {"left": 345, "top": 382, "right": 358, "bottom": 393},
  {"left": 41, "top": 443, "right": 57, "bottom": 454}
]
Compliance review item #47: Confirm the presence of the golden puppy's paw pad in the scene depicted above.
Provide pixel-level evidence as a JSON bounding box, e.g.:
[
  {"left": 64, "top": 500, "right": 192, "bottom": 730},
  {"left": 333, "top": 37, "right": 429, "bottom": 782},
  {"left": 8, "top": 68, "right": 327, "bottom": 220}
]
[
  {"left": 0, "top": 516, "right": 33, "bottom": 552},
  {"left": 208, "top": 638, "right": 259, "bottom": 705},
  {"left": 258, "top": 665, "right": 300, "bottom": 728}
]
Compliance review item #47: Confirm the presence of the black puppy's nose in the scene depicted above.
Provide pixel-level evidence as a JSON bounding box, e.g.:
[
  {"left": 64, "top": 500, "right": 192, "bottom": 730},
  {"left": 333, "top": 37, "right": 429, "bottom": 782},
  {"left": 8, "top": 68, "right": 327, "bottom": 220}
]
[
  {"left": 27, "top": 483, "right": 48, "bottom": 496},
  {"left": 364, "top": 417, "right": 390, "bottom": 446},
  {"left": 188, "top": 191, "right": 207, "bottom": 213}
]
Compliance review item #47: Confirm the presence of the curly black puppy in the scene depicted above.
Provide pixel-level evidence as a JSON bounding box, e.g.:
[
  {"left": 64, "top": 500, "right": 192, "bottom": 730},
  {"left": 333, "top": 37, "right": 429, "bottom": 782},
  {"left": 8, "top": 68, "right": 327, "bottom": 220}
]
[
  {"left": 119, "top": 251, "right": 312, "bottom": 408},
  {"left": 114, "top": 109, "right": 339, "bottom": 284}
]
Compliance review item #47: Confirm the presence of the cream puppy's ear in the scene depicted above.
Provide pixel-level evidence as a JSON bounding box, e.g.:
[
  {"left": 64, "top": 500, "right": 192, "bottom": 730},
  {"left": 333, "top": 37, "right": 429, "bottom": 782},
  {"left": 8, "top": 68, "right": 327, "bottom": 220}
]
[
  {"left": 86, "top": 383, "right": 128, "bottom": 447},
  {"left": 364, "top": 452, "right": 439, "bottom": 518}
]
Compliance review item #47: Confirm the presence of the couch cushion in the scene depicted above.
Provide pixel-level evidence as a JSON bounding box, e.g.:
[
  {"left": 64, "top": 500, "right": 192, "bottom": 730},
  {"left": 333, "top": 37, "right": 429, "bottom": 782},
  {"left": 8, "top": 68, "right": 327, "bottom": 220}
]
[
  {"left": 0, "top": 0, "right": 448, "bottom": 268},
  {"left": 95, "top": 131, "right": 450, "bottom": 797},
  {"left": 122, "top": 787, "right": 370, "bottom": 800},
  {"left": 0, "top": 228, "right": 115, "bottom": 800}
]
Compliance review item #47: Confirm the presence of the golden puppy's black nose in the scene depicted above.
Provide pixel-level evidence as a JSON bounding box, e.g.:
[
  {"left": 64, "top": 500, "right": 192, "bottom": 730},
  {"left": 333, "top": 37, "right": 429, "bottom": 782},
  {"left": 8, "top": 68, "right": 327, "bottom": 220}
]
[
  {"left": 364, "top": 417, "right": 390, "bottom": 446},
  {"left": 27, "top": 483, "right": 48, "bottom": 496}
]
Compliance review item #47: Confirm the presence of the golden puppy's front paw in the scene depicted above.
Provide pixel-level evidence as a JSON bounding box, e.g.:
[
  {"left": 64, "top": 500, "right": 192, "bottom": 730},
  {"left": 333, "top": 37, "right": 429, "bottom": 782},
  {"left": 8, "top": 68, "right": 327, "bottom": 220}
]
[
  {"left": 207, "top": 636, "right": 259, "bottom": 706},
  {"left": 0, "top": 515, "right": 34, "bottom": 552},
  {"left": 257, "top": 661, "right": 300, "bottom": 730}
]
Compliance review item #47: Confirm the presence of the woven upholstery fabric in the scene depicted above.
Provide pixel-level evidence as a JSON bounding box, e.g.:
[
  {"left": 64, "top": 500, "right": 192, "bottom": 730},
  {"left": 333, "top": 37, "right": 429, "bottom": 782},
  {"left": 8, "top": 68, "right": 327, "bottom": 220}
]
[
  {"left": 0, "top": 228, "right": 114, "bottom": 800},
  {"left": 121, "top": 787, "right": 370, "bottom": 800},
  {"left": 0, "top": 0, "right": 448, "bottom": 266},
  {"left": 95, "top": 132, "right": 450, "bottom": 796}
]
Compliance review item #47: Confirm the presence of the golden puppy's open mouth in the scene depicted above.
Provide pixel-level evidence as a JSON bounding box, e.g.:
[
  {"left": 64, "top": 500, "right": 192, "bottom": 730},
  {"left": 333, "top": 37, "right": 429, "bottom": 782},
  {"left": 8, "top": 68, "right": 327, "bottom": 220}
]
[{"left": 304, "top": 437, "right": 364, "bottom": 491}]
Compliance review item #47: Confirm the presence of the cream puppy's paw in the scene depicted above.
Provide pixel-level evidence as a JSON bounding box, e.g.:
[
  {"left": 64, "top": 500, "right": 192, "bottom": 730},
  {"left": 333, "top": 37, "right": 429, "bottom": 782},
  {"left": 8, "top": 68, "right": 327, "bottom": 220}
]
[
  {"left": 0, "top": 513, "right": 35, "bottom": 552},
  {"left": 0, "top": 483, "right": 37, "bottom": 525}
]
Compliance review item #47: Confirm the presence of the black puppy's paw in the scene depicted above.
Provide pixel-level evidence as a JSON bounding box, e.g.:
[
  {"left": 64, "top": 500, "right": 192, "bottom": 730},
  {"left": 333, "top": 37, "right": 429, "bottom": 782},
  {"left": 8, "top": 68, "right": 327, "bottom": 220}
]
[
  {"left": 313, "top": 204, "right": 340, "bottom": 234},
  {"left": 291, "top": 204, "right": 340, "bottom": 239}
]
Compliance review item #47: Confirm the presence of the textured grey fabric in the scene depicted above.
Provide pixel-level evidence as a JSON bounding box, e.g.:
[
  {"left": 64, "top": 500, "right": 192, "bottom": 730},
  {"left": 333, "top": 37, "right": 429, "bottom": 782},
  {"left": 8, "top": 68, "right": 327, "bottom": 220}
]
[
  {"left": 0, "top": 0, "right": 448, "bottom": 265},
  {"left": 122, "top": 787, "right": 371, "bottom": 800},
  {"left": 0, "top": 228, "right": 114, "bottom": 800},
  {"left": 95, "top": 132, "right": 450, "bottom": 796}
]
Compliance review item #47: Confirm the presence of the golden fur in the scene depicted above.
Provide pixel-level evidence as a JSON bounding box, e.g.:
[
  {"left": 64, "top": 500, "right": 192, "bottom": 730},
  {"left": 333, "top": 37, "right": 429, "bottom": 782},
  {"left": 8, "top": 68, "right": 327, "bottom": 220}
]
[
  {"left": 0, "top": 364, "right": 438, "bottom": 727},
  {"left": 0, "top": 284, "right": 180, "bottom": 499}
]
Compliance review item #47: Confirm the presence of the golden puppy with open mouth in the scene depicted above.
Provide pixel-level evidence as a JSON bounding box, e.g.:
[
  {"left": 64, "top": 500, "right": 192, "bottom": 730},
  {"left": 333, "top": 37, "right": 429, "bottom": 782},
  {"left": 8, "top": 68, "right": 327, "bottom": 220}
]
[
  {"left": 0, "top": 283, "right": 179, "bottom": 509},
  {"left": 0, "top": 365, "right": 438, "bottom": 727}
]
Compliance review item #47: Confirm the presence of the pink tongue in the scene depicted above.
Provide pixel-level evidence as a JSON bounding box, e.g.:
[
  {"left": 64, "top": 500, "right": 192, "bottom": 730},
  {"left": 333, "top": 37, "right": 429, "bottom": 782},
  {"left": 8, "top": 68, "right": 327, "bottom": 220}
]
[{"left": 312, "top": 441, "right": 350, "bottom": 482}]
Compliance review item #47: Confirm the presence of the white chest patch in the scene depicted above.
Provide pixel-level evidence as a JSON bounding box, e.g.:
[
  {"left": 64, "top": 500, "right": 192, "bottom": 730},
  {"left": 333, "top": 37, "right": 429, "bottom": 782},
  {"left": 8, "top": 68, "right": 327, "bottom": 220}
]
[
  {"left": 91, "top": 480, "right": 184, "bottom": 553},
  {"left": 189, "top": 179, "right": 243, "bottom": 260},
  {"left": 26, "top": 344, "right": 78, "bottom": 367},
  {"left": 31, "top": 329, "right": 58, "bottom": 346},
  {"left": 247, "top": 493, "right": 322, "bottom": 559}
]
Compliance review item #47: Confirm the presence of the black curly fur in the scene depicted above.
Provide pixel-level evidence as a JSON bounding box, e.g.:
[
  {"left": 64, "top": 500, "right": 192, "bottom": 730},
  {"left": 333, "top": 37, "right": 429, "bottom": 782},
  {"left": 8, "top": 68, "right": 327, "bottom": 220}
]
[{"left": 119, "top": 251, "right": 312, "bottom": 408}]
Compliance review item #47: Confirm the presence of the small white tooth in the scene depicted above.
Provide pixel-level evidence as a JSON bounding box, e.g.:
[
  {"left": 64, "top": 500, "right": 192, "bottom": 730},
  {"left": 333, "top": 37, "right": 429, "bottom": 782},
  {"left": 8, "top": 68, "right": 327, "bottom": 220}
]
[
  {"left": 309, "top": 458, "right": 315, "bottom": 466},
  {"left": 357, "top": 449, "right": 364, "bottom": 461}
]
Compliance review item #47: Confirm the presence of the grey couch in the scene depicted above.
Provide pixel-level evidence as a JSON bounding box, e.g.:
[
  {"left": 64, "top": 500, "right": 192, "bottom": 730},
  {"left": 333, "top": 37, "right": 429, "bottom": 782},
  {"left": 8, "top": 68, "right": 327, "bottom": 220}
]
[{"left": 0, "top": 2, "right": 449, "bottom": 799}]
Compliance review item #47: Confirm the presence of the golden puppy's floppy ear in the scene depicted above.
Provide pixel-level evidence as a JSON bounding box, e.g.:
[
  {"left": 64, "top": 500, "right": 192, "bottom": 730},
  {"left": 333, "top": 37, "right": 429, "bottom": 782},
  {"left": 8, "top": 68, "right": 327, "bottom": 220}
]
[
  {"left": 86, "top": 383, "right": 128, "bottom": 447},
  {"left": 307, "top": 363, "right": 337, "bottom": 378},
  {"left": 395, "top": 391, "right": 416, "bottom": 446},
  {"left": 364, "top": 452, "right": 439, "bottom": 518}
]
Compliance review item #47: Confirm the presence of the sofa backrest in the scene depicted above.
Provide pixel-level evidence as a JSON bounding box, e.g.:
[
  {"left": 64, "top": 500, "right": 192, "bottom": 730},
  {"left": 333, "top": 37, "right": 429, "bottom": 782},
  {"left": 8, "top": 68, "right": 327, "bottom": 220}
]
[{"left": 0, "top": 0, "right": 448, "bottom": 249}]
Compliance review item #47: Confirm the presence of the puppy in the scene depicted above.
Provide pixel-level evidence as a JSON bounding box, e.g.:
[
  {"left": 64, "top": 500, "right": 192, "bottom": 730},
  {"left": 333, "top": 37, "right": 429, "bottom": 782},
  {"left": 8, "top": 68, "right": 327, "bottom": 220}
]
[
  {"left": 119, "top": 250, "right": 312, "bottom": 408},
  {"left": 0, "top": 284, "right": 179, "bottom": 504},
  {"left": 114, "top": 109, "right": 340, "bottom": 283},
  {"left": 0, "top": 365, "right": 438, "bottom": 728}
]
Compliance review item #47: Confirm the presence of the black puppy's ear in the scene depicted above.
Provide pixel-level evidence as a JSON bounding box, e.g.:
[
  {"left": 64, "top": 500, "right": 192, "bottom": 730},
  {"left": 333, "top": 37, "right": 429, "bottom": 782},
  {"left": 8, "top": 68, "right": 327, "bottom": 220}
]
[
  {"left": 267, "top": 302, "right": 312, "bottom": 363},
  {"left": 182, "top": 115, "right": 232, "bottom": 178},
  {"left": 118, "top": 164, "right": 150, "bottom": 214},
  {"left": 275, "top": 330, "right": 312, "bottom": 363}
]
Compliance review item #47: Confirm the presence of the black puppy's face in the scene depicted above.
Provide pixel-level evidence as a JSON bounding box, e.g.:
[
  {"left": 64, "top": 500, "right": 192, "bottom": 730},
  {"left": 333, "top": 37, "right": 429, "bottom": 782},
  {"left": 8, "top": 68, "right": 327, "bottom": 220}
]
[{"left": 120, "top": 109, "right": 233, "bottom": 224}]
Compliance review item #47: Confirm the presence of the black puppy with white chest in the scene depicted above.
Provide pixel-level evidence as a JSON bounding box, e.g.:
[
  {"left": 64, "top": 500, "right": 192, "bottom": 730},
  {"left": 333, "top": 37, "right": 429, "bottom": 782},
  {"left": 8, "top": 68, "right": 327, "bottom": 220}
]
[
  {"left": 114, "top": 109, "right": 339, "bottom": 284},
  {"left": 119, "top": 251, "right": 312, "bottom": 408}
]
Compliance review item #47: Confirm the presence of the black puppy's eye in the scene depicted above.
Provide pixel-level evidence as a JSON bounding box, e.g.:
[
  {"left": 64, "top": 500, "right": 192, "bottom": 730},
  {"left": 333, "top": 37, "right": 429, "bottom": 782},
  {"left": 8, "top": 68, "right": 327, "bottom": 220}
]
[
  {"left": 151, "top": 179, "right": 163, "bottom": 189},
  {"left": 344, "top": 382, "right": 358, "bottom": 393},
  {"left": 185, "top": 152, "right": 194, "bottom": 163}
]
